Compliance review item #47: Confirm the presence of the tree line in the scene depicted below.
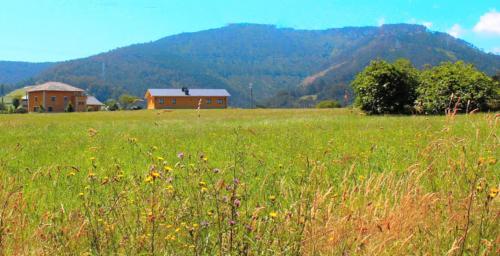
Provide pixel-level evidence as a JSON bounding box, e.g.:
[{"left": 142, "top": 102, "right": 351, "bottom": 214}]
[{"left": 351, "top": 60, "right": 499, "bottom": 115}]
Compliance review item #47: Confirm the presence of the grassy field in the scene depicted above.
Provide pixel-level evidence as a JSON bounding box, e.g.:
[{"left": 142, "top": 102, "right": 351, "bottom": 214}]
[{"left": 0, "top": 109, "right": 498, "bottom": 255}]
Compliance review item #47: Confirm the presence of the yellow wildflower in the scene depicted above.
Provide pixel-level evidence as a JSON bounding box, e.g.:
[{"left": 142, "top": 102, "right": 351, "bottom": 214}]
[
  {"left": 164, "top": 166, "right": 174, "bottom": 172},
  {"left": 358, "top": 175, "right": 365, "bottom": 181},
  {"left": 269, "top": 211, "right": 278, "bottom": 218},
  {"left": 157, "top": 156, "right": 164, "bottom": 162},
  {"left": 489, "top": 187, "right": 499, "bottom": 198},
  {"left": 202, "top": 157, "right": 208, "bottom": 162},
  {"left": 269, "top": 195, "right": 276, "bottom": 201},
  {"left": 199, "top": 181, "right": 207, "bottom": 187},
  {"left": 88, "top": 172, "right": 96, "bottom": 178},
  {"left": 145, "top": 175, "right": 153, "bottom": 184},
  {"left": 78, "top": 192, "right": 84, "bottom": 197},
  {"left": 166, "top": 185, "right": 174, "bottom": 192},
  {"left": 201, "top": 187, "right": 208, "bottom": 193},
  {"left": 151, "top": 171, "right": 160, "bottom": 179}
]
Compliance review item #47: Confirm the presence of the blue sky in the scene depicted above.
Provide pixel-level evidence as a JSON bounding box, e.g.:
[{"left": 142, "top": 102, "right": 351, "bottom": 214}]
[{"left": 0, "top": 0, "right": 499, "bottom": 62}]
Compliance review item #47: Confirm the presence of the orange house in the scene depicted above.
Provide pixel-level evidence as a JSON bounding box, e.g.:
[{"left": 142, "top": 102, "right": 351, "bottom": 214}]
[
  {"left": 26, "top": 82, "right": 88, "bottom": 112},
  {"left": 145, "top": 88, "right": 230, "bottom": 109}
]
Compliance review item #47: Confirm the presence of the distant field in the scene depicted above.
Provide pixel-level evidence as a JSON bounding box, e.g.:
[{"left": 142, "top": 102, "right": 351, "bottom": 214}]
[{"left": 0, "top": 109, "right": 498, "bottom": 255}]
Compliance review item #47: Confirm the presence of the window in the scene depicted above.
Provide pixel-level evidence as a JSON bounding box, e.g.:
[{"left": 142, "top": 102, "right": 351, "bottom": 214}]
[
  {"left": 172, "top": 99, "right": 176, "bottom": 104},
  {"left": 34, "top": 107, "right": 39, "bottom": 112},
  {"left": 64, "top": 96, "right": 68, "bottom": 102},
  {"left": 34, "top": 96, "right": 38, "bottom": 102},
  {"left": 48, "top": 107, "right": 53, "bottom": 112},
  {"left": 51, "top": 96, "right": 56, "bottom": 102},
  {"left": 78, "top": 101, "right": 85, "bottom": 105},
  {"left": 217, "top": 99, "right": 224, "bottom": 104},
  {"left": 159, "top": 98, "right": 164, "bottom": 104},
  {"left": 207, "top": 99, "right": 212, "bottom": 104}
]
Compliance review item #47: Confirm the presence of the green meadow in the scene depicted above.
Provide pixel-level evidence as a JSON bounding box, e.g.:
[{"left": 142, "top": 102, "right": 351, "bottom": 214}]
[{"left": 0, "top": 109, "right": 498, "bottom": 255}]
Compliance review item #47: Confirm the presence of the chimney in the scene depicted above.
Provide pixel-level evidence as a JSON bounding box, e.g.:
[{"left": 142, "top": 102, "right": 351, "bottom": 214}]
[{"left": 182, "top": 87, "right": 189, "bottom": 95}]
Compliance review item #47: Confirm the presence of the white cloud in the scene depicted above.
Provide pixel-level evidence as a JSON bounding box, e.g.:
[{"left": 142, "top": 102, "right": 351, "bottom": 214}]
[
  {"left": 491, "top": 47, "right": 500, "bottom": 55},
  {"left": 447, "top": 24, "right": 465, "bottom": 38},
  {"left": 473, "top": 10, "right": 500, "bottom": 35},
  {"left": 378, "top": 17, "right": 386, "bottom": 26},
  {"left": 422, "top": 22, "right": 433, "bottom": 29}
]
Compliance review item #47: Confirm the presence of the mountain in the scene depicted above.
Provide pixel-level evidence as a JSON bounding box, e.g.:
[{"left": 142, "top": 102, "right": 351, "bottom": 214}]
[
  {"left": 14, "top": 23, "right": 500, "bottom": 106},
  {"left": 0, "top": 61, "right": 55, "bottom": 84}
]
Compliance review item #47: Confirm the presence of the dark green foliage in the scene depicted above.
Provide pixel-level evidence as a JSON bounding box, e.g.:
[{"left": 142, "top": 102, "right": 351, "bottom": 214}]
[
  {"left": 0, "top": 102, "right": 6, "bottom": 112},
  {"left": 417, "top": 62, "right": 498, "bottom": 114},
  {"left": 316, "top": 100, "right": 341, "bottom": 108},
  {"left": 106, "top": 99, "right": 119, "bottom": 111},
  {"left": 65, "top": 102, "right": 74, "bottom": 112},
  {"left": 38, "top": 105, "right": 45, "bottom": 113},
  {"left": 12, "top": 97, "right": 20, "bottom": 109},
  {"left": 351, "top": 59, "right": 419, "bottom": 114},
  {"left": 119, "top": 94, "right": 141, "bottom": 110}
]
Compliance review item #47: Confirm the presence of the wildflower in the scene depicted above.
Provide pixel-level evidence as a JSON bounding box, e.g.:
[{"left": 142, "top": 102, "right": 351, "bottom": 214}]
[
  {"left": 78, "top": 192, "right": 84, "bottom": 197},
  {"left": 157, "top": 156, "right": 164, "bottom": 162},
  {"left": 88, "top": 172, "right": 96, "bottom": 178},
  {"left": 192, "top": 223, "right": 199, "bottom": 229},
  {"left": 233, "top": 178, "right": 240, "bottom": 185},
  {"left": 203, "top": 157, "right": 208, "bottom": 162},
  {"left": 198, "top": 181, "right": 207, "bottom": 187},
  {"left": 151, "top": 171, "right": 160, "bottom": 179},
  {"left": 68, "top": 172, "right": 76, "bottom": 177},
  {"left": 269, "top": 211, "right": 278, "bottom": 218},
  {"left": 164, "top": 166, "right": 174, "bottom": 172},
  {"left": 358, "top": 175, "right": 365, "bottom": 181},
  {"left": 177, "top": 152, "right": 184, "bottom": 159},
  {"left": 201, "top": 187, "right": 208, "bottom": 193},
  {"left": 269, "top": 195, "right": 276, "bottom": 201},
  {"left": 228, "top": 220, "right": 236, "bottom": 226},
  {"left": 152, "top": 146, "right": 158, "bottom": 151},
  {"left": 489, "top": 187, "right": 499, "bottom": 199},
  {"left": 234, "top": 199, "right": 241, "bottom": 207},
  {"left": 90, "top": 157, "right": 96, "bottom": 161},
  {"left": 478, "top": 157, "right": 486, "bottom": 166},
  {"left": 166, "top": 185, "right": 174, "bottom": 192},
  {"left": 145, "top": 175, "right": 153, "bottom": 184},
  {"left": 165, "top": 234, "right": 176, "bottom": 241},
  {"left": 476, "top": 185, "right": 483, "bottom": 192},
  {"left": 207, "top": 210, "right": 213, "bottom": 216}
]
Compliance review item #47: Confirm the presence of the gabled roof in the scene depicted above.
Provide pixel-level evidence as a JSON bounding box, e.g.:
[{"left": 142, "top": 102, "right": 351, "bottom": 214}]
[
  {"left": 86, "top": 96, "right": 104, "bottom": 106},
  {"left": 27, "top": 82, "right": 84, "bottom": 92},
  {"left": 146, "top": 89, "right": 231, "bottom": 97}
]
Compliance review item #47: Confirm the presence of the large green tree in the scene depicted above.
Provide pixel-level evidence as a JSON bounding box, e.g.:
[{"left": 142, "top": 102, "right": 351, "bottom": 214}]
[
  {"left": 351, "top": 59, "right": 419, "bottom": 114},
  {"left": 417, "top": 62, "right": 498, "bottom": 114}
]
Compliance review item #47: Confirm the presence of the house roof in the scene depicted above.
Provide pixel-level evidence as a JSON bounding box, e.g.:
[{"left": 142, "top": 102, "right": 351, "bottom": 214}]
[
  {"left": 27, "top": 82, "right": 85, "bottom": 92},
  {"left": 146, "top": 89, "right": 231, "bottom": 97},
  {"left": 86, "top": 96, "right": 104, "bottom": 106}
]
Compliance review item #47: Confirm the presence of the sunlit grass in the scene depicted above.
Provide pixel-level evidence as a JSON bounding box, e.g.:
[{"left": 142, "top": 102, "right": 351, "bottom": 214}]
[{"left": 0, "top": 109, "right": 498, "bottom": 255}]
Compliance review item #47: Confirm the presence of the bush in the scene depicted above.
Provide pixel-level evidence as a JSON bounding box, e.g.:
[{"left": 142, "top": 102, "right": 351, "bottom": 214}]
[
  {"left": 65, "top": 102, "right": 74, "bottom": 112},
  {"left": 417, "top": 62, "right": 498, "bottom": 114},
  {"left": 351, "top": 59, "right": 419, "bottom": 115},
  {"left": 15, "top": 107, "right": 28, "bottom": 114},
  {"left": 316, "top": 100, "right": 341, "bottom": 108}
]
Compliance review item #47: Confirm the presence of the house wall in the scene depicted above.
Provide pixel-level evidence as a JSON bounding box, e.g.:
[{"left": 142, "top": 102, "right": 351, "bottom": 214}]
[
  {"left": 148, "top": 96, "right": 228, "bottom": 109},
  {"left": 87, "top": 105, "right": 102, "bottom": 112},
  {"left": 28, "top": 91, "right": 87, "bottom": 112}
]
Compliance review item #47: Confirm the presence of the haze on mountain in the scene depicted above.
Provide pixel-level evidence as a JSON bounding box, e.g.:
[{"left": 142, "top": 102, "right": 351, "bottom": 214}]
[{"left": 2, "top": 23, "right": 499, "bottom": 107}]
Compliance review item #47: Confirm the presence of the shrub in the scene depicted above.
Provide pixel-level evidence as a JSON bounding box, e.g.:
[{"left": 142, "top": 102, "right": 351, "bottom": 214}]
[
  {"left": 15, "top": 107, "right": 28, "bottom": 114},
  {"left": 351, "top": 59, "right": 419, "bottom": 115},
  {"left": 316, "top": 100, "right": 341, "bottom": 108},
  {"left": 65, "top": 102, "right": 74, "bottom": 112},
  {"left": 417, "top": 62, "right": 498, "bottom": 114}
]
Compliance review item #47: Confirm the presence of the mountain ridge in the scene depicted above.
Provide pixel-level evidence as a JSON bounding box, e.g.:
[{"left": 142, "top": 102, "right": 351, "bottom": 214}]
[{"left": 1, "top": 23, "right": 499, "bottom": 106}]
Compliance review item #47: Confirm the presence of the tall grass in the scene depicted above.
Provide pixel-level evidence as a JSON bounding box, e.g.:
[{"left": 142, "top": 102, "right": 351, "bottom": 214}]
[{"left": 0, "top": 109, "right": 497, "bottom": 255}]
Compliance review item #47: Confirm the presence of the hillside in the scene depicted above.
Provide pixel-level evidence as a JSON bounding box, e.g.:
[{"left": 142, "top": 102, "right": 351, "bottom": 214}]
[
  {"left": 0, "top": 61, "right": 55, "bottom": 84},
  {"left": 15, "top": 24, "right": 500, "bottom": 106}
]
